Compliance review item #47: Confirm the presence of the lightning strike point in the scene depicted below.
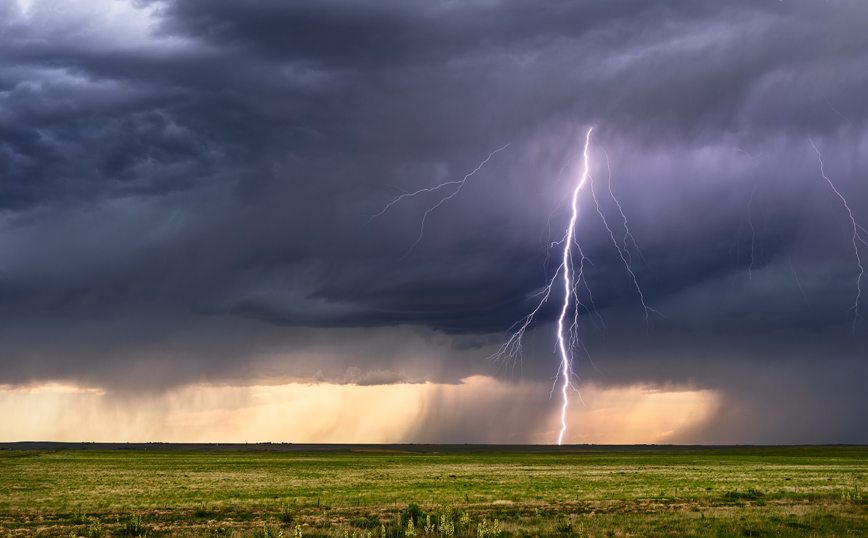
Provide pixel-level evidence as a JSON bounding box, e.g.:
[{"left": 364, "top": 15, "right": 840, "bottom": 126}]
[
  {"left": 378, "top": 126, "right": 660, "bottom": 445},
  {"left": 492, "top": 126, "right": 659, "bottom": 445}
]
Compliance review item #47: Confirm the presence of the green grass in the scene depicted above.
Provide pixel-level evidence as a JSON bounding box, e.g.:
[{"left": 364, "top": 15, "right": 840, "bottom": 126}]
[{"left": 0, "top": 446, "right": 866, "bottom": 537}]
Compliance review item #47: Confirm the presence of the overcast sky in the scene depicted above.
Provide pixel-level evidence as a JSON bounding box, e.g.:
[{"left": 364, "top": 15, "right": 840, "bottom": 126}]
[{"left": 1, "top": 0, "right": 867, "bottom": 444}]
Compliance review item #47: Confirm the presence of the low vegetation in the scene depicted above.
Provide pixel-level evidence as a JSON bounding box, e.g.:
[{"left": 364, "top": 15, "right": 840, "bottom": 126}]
[{"left": 1, "top": 446, "right": 866, "bottom": 537}]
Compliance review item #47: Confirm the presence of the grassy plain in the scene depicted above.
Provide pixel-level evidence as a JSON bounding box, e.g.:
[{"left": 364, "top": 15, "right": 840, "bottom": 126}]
[{"left": 1, "top": 446, "right": 866, "bottom": 537}]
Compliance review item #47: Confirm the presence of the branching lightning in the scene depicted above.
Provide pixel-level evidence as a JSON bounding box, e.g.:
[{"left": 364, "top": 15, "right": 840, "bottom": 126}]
[
  {"left": 589, "top": 149, "right": 662, "bottom": 327},
  {"left": 367, "top": 144, "right": 510, "bottom": 256},
  {"left": 809, "top": 138, "right": 866, "bottom": 327},
  {"left": 599, "top": 147, "right": 652, "bottom": 274},
  {"left": 492, "top": 126, "right": 658, "bottom": 445},
  {"left": 372, "top": 127, "right": 657, "bottom": 445},
  {"left": 369, "top": 129, "right": 864, "bottom": 446}
]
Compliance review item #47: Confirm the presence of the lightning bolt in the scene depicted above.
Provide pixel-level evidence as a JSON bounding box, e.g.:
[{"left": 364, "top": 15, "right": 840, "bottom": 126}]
[
  {"left": 822, "top": 95, "right": 853, "bottom": 127},
  {"left": 490, "top": 131, "right": 594, "bottom": 384},
  {"left": 492, "top": 126, "right": 658, "bottom": 445},
  {"left": 599, "top": 146, "right": 652, "bottom": 274},
  {"left": 373, "top": 127, "right": 657, "bottom": 445},
  {"left": 809, "top": 138, "right": 866, "bottom": 328},
  {"left": 554, "top": 127, "right": 594, "bottom": 445},
  {"left": 367, "top": 144, "right": 510, "bottom": 256},
  {"left": 589, "top": 147, "right": 662, "bottom": 327}
]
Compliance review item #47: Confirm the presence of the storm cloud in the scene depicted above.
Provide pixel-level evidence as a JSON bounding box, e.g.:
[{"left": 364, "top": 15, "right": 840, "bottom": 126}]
[{"left": 1, "top": 0, "right": 867, "bottom": 443}]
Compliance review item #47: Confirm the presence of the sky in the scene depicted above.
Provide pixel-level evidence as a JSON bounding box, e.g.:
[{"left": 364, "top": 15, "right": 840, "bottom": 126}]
[{"left": 1, "top": 0, "right": 867, "bottom": 444}]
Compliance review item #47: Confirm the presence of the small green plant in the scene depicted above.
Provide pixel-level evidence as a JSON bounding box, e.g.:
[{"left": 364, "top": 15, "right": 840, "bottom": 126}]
[
  {"left": 86, "top": 518, "right": 103, "bottom": 538},
  {"left": 293, "top": 525, "right": 302, "bottom": 538},
  {"left": 279, "top": 504, "right": 294, "bottom": 524},
  {"left": 477, "top": 520, "right": 489, "bottom": 538},
  {"left": 71, "top": 507, "right": 87, "bottom": 525},
  {"left": 841, "top": 490, "right": 863, "bottom": 502},
  {"left": 195, "top": 503, "right": 212, "bottom": 518},
  {"left": 405, "top": 504, "right": 423, "bottom": 525},
  {"left": 439, "top": 508, "right": 455, "bottom": 538},
  {"left": 406, "top": 518, "right": 416, "bottom": 537},
  {"left": 476, "top": 519, "right": 498, "bottom": 538},
  {"left": 123, "top": 515, "right": 148, "bottom": 538}
]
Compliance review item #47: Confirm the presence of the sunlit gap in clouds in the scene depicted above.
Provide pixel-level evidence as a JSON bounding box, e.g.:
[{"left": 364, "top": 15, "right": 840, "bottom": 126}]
[
  {"left": 11, "top": 0, "right": 188, "bottom": 51},
  {"left": 0, "top": 379, "right": 717, "bottom": 444}
]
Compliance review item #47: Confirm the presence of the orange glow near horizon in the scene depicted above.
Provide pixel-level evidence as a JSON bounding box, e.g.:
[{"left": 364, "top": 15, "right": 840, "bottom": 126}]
[{"left": 0, "top": 378, "right": 718, "bottom": 444}]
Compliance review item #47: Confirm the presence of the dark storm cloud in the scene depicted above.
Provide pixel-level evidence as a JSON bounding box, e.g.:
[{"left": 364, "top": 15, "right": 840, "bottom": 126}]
[{"left": 1, "top": 0, "right": 867, "bottom": 441}]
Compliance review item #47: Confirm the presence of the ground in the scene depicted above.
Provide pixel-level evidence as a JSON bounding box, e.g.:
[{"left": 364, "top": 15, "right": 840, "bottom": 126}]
[{"left": 1, "top": 445, "right": 866, "bottom": 537}]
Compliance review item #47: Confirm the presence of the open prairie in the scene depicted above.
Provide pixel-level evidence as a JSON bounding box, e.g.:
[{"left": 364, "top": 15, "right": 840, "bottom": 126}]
[{"left": 1, "top": 445, "right": 866, "bottom": 537}]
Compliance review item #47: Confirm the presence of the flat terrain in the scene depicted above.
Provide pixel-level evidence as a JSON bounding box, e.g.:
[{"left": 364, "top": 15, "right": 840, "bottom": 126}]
[{"left": 1, "top": 445, "right": 866, "bottom": 537}]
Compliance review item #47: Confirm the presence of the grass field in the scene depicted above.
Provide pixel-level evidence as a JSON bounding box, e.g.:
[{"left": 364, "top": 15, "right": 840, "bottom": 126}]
[{"left": 1, "top": 446, "right": 866, "bottom": 537}]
